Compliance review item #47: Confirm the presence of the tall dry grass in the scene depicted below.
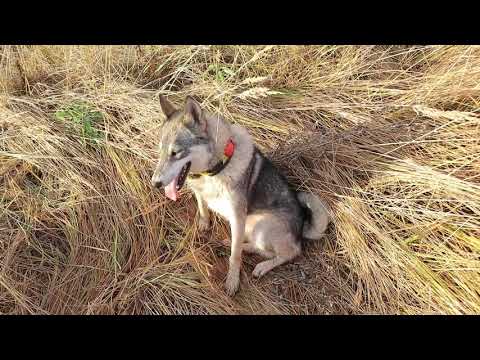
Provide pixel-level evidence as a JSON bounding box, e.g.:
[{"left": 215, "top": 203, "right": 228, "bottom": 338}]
[{"left": 0, "top": 45, "right": 479, "bottom": 314}]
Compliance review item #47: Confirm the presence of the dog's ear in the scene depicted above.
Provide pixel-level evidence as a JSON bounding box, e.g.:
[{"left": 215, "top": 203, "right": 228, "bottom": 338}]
[
  {"left": 159, "top": 95, "right": 177, "bottom": 118},
  {"left": 184, "top": 96, "right": 207, "bottom": 131}
]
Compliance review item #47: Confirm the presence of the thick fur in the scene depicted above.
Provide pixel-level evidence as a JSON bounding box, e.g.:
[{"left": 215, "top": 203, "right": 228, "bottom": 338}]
[
  {"left": 297, "top": 192, "right": 330, "bottom": 240},
  {"left": 152, "top": 96, "right": 331, "bottom": 296}
]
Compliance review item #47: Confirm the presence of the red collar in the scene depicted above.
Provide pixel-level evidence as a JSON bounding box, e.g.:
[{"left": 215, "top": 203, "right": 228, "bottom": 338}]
[{"left": 223, "top": 138, "right": 235, "bottom": 158}]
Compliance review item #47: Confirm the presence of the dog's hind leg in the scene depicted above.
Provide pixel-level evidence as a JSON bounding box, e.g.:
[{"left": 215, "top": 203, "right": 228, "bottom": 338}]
[
  {"left": 221, "top": 237, "right": 274, "bottom": 257},
  {"left": 242, "top": 242, "right": 274, "bottom": 258},
  {"left": 252, "top": 243, "right": 300, "bottom": 278},
  {"left": 246, "top": 213, "right": 301, "bottom": 278}
]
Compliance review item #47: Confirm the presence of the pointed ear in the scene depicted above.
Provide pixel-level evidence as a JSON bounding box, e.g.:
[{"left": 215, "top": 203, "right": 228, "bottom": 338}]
[
  {"left": 184, "top": 96, "right": 207, "bottom": 131},
  {"left": 159, "top": 95, "right": 177, "bottom": 118}
]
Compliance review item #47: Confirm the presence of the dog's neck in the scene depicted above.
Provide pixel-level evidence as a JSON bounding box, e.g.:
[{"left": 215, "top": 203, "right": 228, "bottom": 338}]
[{"left": 205, "top": 114, "right": 233, "bottom": 167}]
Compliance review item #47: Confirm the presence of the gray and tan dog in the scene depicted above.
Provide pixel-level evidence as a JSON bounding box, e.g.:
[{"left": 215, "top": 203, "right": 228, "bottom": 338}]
[{"left": 151, "top": 95, "right": 330, "bottom": 296}]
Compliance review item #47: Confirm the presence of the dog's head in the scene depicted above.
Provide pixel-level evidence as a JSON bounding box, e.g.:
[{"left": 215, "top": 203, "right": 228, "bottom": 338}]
[{"left": 151, "top": 96, "right": 213, "bottom": 201}]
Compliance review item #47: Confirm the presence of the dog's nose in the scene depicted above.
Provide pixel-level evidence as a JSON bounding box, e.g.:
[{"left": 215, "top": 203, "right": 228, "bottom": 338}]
[{"left": 152, "top": 179, "right": 163, "bottom": 188}]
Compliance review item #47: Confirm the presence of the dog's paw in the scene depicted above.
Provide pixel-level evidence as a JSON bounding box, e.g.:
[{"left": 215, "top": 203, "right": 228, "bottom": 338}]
[
  {"left": 198, "top": 217, "right": 211, "bottom": 233},
  {"left": 225, "top": 268, "right": 240, "bottom": 296},
  {"left": 252, "top": 261, "right": 271, "bottom": 278}
]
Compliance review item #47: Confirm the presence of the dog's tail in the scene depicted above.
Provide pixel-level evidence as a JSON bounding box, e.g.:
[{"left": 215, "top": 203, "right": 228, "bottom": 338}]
[{"left": 297, "top": 192, "right": 331, "bottom": 240}]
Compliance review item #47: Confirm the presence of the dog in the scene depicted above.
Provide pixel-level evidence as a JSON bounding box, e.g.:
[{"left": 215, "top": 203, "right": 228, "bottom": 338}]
[{"left": 151, "top": 95, "right": 330, "bottom": 296}]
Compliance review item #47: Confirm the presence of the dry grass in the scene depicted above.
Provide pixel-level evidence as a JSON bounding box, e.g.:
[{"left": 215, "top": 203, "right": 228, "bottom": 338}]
[{"left": 1, "top": 45, "right": 479, "bottom": 314}]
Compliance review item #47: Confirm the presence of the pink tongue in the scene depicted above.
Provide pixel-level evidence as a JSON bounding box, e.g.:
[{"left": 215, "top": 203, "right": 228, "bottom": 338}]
[{"left": 164, "top": 177, "right": 179, "bottom": 201}]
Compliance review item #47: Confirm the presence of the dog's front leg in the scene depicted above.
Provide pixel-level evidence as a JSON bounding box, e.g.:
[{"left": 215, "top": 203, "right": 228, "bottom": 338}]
[
  {"left": 225, "top": 199, "right": 247, "bottom": 296},
  {"left": 193, "top": 190, "right": 210, "bottom": 232}
]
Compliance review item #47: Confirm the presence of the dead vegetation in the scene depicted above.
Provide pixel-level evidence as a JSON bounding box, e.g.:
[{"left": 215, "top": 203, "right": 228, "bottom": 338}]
[{"left": 1, "top": 45, "right": 479, "bottom": 314}]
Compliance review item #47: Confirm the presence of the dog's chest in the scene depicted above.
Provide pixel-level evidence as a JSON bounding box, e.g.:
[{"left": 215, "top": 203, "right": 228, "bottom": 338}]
[{"left": 188, "top": 178, "right": 234, "bottom": 220}]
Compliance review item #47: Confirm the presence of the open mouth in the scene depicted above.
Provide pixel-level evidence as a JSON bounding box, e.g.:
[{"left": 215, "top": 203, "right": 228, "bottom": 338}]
[
  {"left": 164, "top": 162, "right": 191, "bottom": 202},
  {"left": 177, "top": 161, "right": 191, "bottom": 190}
]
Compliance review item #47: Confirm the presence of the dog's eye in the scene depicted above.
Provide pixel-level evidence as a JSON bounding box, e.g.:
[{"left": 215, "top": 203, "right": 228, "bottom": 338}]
[
  {"left": 170, "top": 151, "right": 177, "bottom": 157},
  {"left": 170, "top": 150, "right": 182, "bottom": 158}
]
